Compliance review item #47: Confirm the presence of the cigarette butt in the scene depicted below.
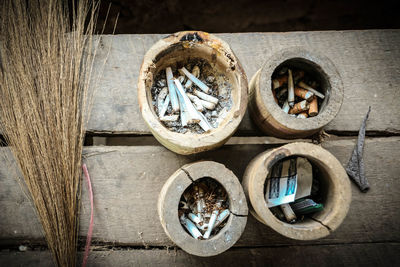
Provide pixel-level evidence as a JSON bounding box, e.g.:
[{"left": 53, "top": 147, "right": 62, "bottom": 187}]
[
  {"left": 277, "top": 87, "right": 287, "bottom": 99},
  {"left": 287, "top": 69, "right": 295, "bottom": 107},
  {"left": 160, "top": 114, "right": 179, "bottom": 122},
  {"left": 180, "top": 215, "right": 203, "bottom": 239},
  {"left": 289, "top": 100, "right": 309, "bottom": 114},
  {"left": 297, "top": 112, "right": 308, "bottom": 119},
  {"left": 186, "top": 93, "right": 204, "bottom": 112},
  {"left": 272, "top": 76, "right": 288, "bottom": 90},
  {"left": 272, "top": 89, "right": 278, "bottom": 104},
  {"left": 294, "top": 87, "right": 314, "bottom": 101},
  {"left": 193, "top": 89, "right": 219, "bottom": 105},
  {"left": 184, "top": 66, "right": 200, "bottom": 89},
  {"left": 298, "top": 81, "right": 325, "bottom": 99},
  {"left": 174, "top": 79, "right": 210, "bottom": 131},
  {"left": 180, "top": 67, "right": 210, "bottom": 93},
  {"left": 282, "top": 100, "right": 290, "bottom": 113},
  {"left": 280, "top": 203, "right": 297, "bottom": 223},
  {"left": 159, "top": 95, "right": 170, "bottom": 118},
  {"left": 199, "top": 99, "right": 216, "bottom": 110},
  {"left": 213, "top": 209, "right": 230, "bottom": 229},
  {"left": 157, "top": 87, "right": 169, "bottom": 114},
  {"left": 178, "top": 76, "right": 185, "bottom": 84},
  {"left": 166, "top": 67, "right": 180, "bottom": 112},
  {"left": 308, "top": 96, "right": 319, "bottom": 117},
  {"left": 188, "top": 213, "right": 201, "bottom": 224},
  {"left": 203, "top": 210, "right": 218, "bottom": 239}
]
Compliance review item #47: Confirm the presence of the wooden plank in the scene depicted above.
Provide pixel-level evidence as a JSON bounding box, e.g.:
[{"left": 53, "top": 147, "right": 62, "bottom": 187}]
[
  {"left": 1, "top": 243, "right": 399, "bottom": 266},
  {"left": 87, "top": 30, "right": 400, "bottom": 134},
  {"left": 1, "top": 137, "right": 399, "bottom": 246}
]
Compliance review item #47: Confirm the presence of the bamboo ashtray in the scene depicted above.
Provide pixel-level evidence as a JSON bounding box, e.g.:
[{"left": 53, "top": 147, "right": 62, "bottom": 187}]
[
  {"left": 138, "top": 31, "right": 248, "bottom": 155},
  {"left": 158, "top": 161, "right": 248, "bottom": 256},
  {"left": 248, "top": 47, "right": 344, "bottom": 138},
  {"left": 242, "top": 142, "right": 351, "bottom": 240}
]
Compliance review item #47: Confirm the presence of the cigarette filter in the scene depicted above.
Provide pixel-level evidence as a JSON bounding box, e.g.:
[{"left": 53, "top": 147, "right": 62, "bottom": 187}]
[
  {"left": 289, "top": 100, "right": 309, "bottom": 114},
  {"left": 294, "top": 87, "right": 314, "bottom": 101},
  {"left": 308, "top": 96, "right": 318, "bottom": 117}
]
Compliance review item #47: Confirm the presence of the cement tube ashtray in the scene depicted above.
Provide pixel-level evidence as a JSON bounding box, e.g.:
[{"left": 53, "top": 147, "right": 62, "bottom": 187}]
[
  {"left": 242, "top": 142, "right": 351, "bottom": 240},
  {"left": 158, "top": 161, "right": 248, "bottom": 256},
  {"left": 138, "top": 31, "right": 248, "bottom": 155},
  {"left": 248, "top": 47, "right": 344, "bottom": 138}
]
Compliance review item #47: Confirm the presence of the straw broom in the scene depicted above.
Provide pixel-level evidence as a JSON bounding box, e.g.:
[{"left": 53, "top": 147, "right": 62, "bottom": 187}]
[{"left": 0, "top": 1, "right": 99, "bottom": 266}]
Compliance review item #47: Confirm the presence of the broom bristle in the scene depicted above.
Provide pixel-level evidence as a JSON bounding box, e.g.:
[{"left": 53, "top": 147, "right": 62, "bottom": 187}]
[{"left": 0, "top": 1, "right": 98, "bottom": 266}]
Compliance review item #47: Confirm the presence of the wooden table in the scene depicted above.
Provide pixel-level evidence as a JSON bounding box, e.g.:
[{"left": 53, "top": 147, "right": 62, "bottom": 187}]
[{"left": 1, "top": 30, "right": 399, "bottom": 266}]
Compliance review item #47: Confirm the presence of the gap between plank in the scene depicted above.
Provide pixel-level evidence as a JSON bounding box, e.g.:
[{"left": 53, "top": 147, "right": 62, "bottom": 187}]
[{"left": 2, "top": 241, "right": 399, "bottom": 252}]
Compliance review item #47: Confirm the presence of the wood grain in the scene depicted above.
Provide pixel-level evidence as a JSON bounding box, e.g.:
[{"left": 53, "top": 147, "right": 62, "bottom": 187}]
[
  {"left": 87, "top": 30, "right": 400, "bottom": 135},
  {"left": 1, "top": 137, "right": 399, "bottom": 246},
  {"left": 1, "top": 243, "right": 399, "bottom": 267}
]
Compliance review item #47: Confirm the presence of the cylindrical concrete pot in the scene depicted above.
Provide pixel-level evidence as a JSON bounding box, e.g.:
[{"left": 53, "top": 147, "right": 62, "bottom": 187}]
[
  {"left": 138, "top": 31, "right": 248, "bottom": 155},
  {"left": 158, "top": 161, "right": 248, "bottom": 256},
  {"left": 242, "top": 142, "right": 351, "bottom": 240},
  {"left": 249, "top": 47, "right": 344, "bottom": 138}
]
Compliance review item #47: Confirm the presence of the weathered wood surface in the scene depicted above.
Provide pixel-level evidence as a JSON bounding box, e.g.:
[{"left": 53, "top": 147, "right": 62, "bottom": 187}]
[
  {"left": 1, "top": 137, "right": 399, "bottom": 246},
  {"left": 88, "top": 30, "right": 400, "bottom": 135},
  {"left": 1, "top": 243, "right": 399, "bottom": 267}
]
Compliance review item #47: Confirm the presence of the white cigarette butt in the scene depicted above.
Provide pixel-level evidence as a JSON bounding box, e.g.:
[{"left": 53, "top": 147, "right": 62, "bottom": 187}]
[
  {"left": 180, "top": 215, "right": 203, "bottom": 239},
  {"left": 203, "top": 210, "right": 218, "bottom": 239},
  {"left": 159, "top": 95, "right": 170, "bottom": 118},
  {"left": 298, "top": 81, "right": 325, "bottom": 99},
  {"left": 288, "top": 69, "right": 295, "bottom": 107},
  {"left": 180, "top": 67, "right": 210, "bottom": 93},
  {"left": 160, "top": 115, "right": 179, "bottom": 122},
  {"left": 166, "top": 67, "right": 180, "bottom": 112},
  {"left": 193, "top": 90, "right": 219, "bottom": 105}
]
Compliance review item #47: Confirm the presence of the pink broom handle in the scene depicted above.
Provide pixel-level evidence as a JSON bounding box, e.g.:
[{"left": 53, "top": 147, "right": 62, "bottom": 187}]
[{"left": 82, "top": 163, "right": 94, "bottom": 267}]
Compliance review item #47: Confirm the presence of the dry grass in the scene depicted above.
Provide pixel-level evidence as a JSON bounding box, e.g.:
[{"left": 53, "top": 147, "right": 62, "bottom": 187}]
[{"left": 0, "top": 1, "right": 99, "bottom": 266}]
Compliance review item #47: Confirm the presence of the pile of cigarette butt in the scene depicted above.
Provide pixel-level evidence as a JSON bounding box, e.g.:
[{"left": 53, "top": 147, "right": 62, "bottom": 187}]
[
  {"left": 272, "top": 68, "right": 325, "bottom": 118},
  {"left": 178, "top": 179, "right": 230, "bottom": 240},
  {"left": 151, "top": 60, "right": 232, "bottom": 134}
]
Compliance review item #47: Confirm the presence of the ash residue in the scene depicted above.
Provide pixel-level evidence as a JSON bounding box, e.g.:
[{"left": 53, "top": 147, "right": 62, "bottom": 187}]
[{"left": 150, "top": 58, "right": 233, "bottom": 134}]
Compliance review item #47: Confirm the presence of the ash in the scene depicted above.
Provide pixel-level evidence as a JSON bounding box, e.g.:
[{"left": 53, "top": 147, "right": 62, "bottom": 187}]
[{"left": 151, "top": 58, "right": 233, "bottom": 134}]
